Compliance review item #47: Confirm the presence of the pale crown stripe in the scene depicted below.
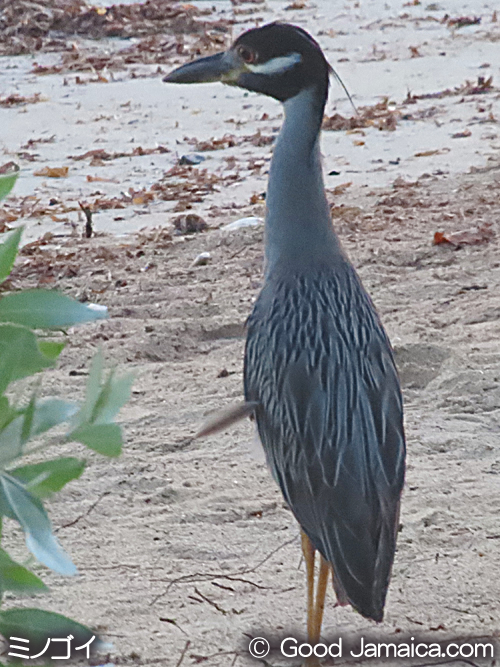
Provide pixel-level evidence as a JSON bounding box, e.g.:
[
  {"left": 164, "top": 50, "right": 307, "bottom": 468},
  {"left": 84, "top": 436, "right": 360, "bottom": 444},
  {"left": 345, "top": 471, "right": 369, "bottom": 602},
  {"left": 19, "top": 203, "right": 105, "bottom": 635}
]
[{"left": 247, "top": 52, "right": 302, "bottom": 75}]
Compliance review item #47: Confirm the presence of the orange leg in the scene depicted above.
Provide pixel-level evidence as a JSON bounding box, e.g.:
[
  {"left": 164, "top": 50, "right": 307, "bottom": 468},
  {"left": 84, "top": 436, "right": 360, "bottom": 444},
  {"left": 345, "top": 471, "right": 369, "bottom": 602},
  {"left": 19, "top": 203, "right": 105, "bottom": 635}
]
[
  {"left": 301, "top": 531, "right": 316, "bottom": 642},
  {"left": 301, "top": 532, "right": 331, "bottom": 666},
  {"left": 311, "top": 554, "right": 330, "bottom": 644}
]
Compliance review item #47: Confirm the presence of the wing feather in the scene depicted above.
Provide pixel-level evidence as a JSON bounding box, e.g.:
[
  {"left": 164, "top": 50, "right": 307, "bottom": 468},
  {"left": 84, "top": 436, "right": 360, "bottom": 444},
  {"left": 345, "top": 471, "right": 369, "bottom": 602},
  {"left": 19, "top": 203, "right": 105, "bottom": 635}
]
[{"left": 244, "top": 266, "right": 405, "bottom": 621}]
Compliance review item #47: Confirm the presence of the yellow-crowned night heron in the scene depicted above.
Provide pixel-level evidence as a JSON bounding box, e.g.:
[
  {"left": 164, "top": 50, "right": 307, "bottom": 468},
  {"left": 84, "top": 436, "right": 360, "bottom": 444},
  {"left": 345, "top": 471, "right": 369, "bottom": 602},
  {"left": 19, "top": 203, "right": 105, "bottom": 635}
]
[{"left": 164, "top": 22, "right": 405, "bottom": 644}]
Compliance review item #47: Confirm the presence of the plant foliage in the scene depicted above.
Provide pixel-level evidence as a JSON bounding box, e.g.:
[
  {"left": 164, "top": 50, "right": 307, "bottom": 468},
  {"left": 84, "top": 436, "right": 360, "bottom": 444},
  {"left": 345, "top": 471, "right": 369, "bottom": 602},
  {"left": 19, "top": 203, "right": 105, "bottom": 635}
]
[{"left": 0, "top": 165, "right": 132, "bottom": 659}]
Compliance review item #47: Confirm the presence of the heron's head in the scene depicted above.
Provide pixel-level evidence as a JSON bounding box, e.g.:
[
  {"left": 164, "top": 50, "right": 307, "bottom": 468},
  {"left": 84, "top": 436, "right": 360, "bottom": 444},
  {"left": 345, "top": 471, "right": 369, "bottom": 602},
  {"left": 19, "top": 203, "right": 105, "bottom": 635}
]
[{"left": 163, "top": 22, "right": 331, "bottom": 102}]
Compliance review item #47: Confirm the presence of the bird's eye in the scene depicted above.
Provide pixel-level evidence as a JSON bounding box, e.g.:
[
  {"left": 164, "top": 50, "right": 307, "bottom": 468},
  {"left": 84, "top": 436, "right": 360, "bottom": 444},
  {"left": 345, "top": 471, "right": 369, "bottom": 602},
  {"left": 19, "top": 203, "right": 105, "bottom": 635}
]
[{"left": 237, "top": 45, "right": 257, "bottom": 64}]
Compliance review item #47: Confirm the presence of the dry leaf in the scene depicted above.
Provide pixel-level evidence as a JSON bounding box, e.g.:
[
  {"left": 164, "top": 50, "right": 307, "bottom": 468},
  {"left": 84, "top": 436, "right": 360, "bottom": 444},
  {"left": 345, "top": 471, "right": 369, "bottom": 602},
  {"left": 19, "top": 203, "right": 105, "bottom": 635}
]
[
  {"left": 405, "top": 76, "right": 494, "bottom": 103},
  {"left": 22, "top": 135, "right": 56, "bottom": 149},
  {"left": 330, "top": 205, "right": 362, "bottom": 221},
  {"left": 70, "top": 146, "right": 169, "bottom": 162},
  {"left": 249, "top": 192, "right": 264, "bottom": 205},
  {"left": 0, "top": 162, "right": 19, "bottom": 175},
  {"left": 433, "top": 223, "right": 494, "bottom": 247},
  {"left": 34, "top": 166, "right": 69, "bottom": 178},
  {"left": 445, "top": 15, "right": 481, "bottom": 28},
  {"left": 451, "top": 129, "right": 472, "bottom": 138},
  {"left": 323, "top": 98, "right": 399, "bottom": 132},
  {"left": 0, "top": 93, "right": 43, "bottom": 107},
  {"left": 0, "top": 209, "right": 19, "bottom": 224},
  {"left": 330, "top": 182, "right": 352, "bottom": 196},
  {"left": 415, "top": 150, "right": 440, "bottom": 157},
  {"left": 130, "top": 189, "right": 154, "bottom": 205},
  {"left": 86, "top": 175, "right": 118, "bottom": 183}
]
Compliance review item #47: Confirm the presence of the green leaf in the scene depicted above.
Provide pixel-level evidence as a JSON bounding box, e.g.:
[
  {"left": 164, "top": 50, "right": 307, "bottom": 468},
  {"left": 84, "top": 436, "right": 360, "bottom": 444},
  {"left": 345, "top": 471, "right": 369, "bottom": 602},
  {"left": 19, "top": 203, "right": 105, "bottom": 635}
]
[
  {"left": 10, "top": 458, "right": 85, "bottom": 498},
  {"left": 92, "top": 370, "right": 134, "bottom": 425},
  {"left": 31, "top": 398, "right": 78, "bottom": 437},
  {"left": 71, "top": 349, "right": 103, "bottom": 429},
  {"left": 0, "top": 396, "right": 11, "bottom": 431},
  {"left": 0, "top": 608, "right": 96, "bottom": 655},
  {"left": 71, "top": 351, "right": 133, "bottom": 432},
  {"left": 0, "top": 473, "right": 76, "bottom": 575},
  {"left": 0, "top": 547, "right": 47, "bottom": 595},
  {"left": 0, "top": 414, "right": 24, "bottom": 466},
  {"left": 0, "top": 227, "right": 22, "bottom": 285},
  {"left": 70, "top": 423, "right": 122, "bottom": 457},
  {"left": 0, "top": 290, "right": 108, "bottom": 329},
  {"left": 0, "top": 399, "right": 77, "bottom": 467},
  {"left": 37, "top": 339, "right": 66, "bottom": 360},
  {"left": 0, "top": 324, "right": 54, "bottom": 394},
  {"left": 21, "top": 392, "right": 36, "bottom": 445},
  {"left": 0, "top": 163, "right": 19, "bottom": 202}
]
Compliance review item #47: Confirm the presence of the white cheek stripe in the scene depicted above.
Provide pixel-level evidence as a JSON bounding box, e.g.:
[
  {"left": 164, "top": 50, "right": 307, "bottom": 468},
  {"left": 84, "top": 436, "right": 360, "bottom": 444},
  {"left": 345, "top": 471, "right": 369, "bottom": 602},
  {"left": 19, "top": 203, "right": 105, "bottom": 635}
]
[{"left": 247, "top": 52, "right": 302, "bottom": 75}]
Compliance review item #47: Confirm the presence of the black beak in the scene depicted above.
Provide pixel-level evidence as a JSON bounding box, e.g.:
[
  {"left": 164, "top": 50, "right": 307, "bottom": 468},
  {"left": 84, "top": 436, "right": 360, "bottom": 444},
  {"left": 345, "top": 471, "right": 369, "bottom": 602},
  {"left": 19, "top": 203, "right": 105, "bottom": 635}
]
[{"left": 163, "top": 51, "right": 241, "bottom": 85}]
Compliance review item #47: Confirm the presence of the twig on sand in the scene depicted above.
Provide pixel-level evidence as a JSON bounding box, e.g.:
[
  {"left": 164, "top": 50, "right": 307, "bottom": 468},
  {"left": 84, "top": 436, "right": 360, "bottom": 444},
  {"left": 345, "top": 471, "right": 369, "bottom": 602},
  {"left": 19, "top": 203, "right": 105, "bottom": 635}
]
[
  {"left": 150, "top": 535, "right": 298, "bottom": 605},
  {"left": 194, "top": 586, "right": 227, "bottom": 615},
  {"left": 55, "top": 490, "right": 111, "bottom": 532},
  {"left": 79, "top": 201, "right": 93, "bottom": 238},
  {"left": 175, "top": 640, "right": 190, "bottom": 667}
]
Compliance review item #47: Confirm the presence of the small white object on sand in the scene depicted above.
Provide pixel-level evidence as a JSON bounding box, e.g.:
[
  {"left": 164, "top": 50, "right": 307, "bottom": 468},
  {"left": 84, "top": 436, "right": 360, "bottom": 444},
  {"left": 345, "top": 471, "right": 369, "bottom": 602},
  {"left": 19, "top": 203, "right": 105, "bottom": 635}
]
[
  {"left": 191, "top": 251, "right": 211, "bottom": 267},
  {"left": 221, "top": 217, "right": 263, "bottom": 232}
]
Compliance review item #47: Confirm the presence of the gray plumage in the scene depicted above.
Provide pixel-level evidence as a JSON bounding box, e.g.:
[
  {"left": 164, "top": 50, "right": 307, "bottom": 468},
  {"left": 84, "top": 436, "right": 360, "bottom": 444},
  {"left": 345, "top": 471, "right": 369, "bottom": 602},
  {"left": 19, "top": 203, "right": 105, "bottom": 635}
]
[
  {"left": 164, "top": 21, "right": 406, "bottom": 623},
  {"left": 244, "top": 262, "right": 404, "bottom": 620}
]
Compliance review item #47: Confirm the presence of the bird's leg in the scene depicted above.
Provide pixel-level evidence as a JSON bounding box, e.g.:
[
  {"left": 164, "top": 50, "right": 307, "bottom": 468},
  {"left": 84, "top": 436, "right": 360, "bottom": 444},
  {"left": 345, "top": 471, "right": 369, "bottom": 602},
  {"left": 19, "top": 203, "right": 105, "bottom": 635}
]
[
  {"left": 301, "top": 532, "right": 330, "bottom": 645},
  {"left": 311, "top": 555, "right": 330, "bottom": 644},
  {"left": 301, "top": 533, "right": 331, "bottom": 666},
  {"left": 301, "top": 531, "right": 316, "bottom": 643}
]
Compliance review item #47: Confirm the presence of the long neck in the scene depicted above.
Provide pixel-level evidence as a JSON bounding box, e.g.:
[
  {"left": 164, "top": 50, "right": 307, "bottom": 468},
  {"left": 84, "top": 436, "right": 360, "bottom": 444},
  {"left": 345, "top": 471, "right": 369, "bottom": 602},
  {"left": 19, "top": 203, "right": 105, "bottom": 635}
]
[{"left": 264, "top": 86, "right": 343, "bottom": 278}]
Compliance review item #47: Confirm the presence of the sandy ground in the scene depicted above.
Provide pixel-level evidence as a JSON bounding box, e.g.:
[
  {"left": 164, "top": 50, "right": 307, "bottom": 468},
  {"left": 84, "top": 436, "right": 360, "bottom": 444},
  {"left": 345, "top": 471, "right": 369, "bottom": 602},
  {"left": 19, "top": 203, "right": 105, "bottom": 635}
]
[{"left": 1, "top": 0, "right": 500, "bottom": 665}]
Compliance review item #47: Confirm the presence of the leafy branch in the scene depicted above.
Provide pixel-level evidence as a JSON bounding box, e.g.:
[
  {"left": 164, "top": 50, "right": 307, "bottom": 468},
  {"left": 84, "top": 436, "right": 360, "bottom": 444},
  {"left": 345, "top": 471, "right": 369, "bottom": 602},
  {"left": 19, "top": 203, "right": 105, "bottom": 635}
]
[{"left": 0, "top": 164, "right": 132, "bottom": 657}]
